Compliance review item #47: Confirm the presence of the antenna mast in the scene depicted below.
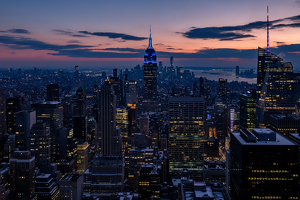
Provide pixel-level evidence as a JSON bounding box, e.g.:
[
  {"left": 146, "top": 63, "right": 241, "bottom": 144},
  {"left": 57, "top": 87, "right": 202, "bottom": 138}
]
[{"left": 267, "top": 6, "right": 269, "bottom": 53}]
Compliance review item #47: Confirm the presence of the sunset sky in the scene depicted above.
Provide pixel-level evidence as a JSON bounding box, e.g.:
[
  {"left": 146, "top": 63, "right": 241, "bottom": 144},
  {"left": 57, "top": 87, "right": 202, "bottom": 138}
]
[{"left": 0, "top": 0, "right": 300, "bottom": 69}]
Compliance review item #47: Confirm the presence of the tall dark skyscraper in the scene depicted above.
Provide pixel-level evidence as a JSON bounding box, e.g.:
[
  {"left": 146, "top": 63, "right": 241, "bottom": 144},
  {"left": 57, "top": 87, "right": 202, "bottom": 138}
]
[
  {"left": 230, "top": 129, "right": 299, "bottom": 200},
  {"left": 10, "top": 151, "right": 36, "bottom": 200},
  {"left": 32, "top": 102, "right": 63, "bottom": 158},
  {"left": 0, "top": 89, "right": 6, "bottom": 137},
  {"left": 75, "top": 86, "right": 86, "bottom": 116},
  {"left": 199, "top": 77, "right": 205, "bottom": 96},
  {"left": 0, "top": 89, "right": 5, "bottom": 164},
  {"left": 98, "top": 81, "right": 121, "bottom": 156},
  {"left": 143, "top": 27, "right": 157, "bottom": 112},
  {"left": 15, "top": 110, "right": 36, "bottom": 150},
  {"left": 6, "top": 96, "right": 23, "bottom": 134},
  {"left": 236, "top": 66, "right": 239, "bottom": 78},
  {"left": 47, "top": 84, "right": 59, "bottom": 102},
  {"left": 110, "top": 69, "right": 124, "bottom": 107},
  {"left": 218, "top": 78, "right": 227, "bottom": 103}
]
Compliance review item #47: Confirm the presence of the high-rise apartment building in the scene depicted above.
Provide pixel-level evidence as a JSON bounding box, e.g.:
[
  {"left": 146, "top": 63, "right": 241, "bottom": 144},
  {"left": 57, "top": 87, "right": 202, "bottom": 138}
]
[
  {"left": 230, "top": 129, "right": 298, "bottom": 200},
  {"left": 47, "top": 84, "right": 59, "bottom": 102},
  {"left": 143, "top": 28, "right": 157, "bottom": 112},
  {"left": 168, "top": 96, "right": 205, "bottom": 180}
]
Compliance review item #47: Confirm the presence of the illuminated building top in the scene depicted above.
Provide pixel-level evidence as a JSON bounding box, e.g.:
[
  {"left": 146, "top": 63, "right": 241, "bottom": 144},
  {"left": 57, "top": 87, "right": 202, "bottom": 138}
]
[{"left": 144, "top": 25, "right": 156, "bottom": 64}]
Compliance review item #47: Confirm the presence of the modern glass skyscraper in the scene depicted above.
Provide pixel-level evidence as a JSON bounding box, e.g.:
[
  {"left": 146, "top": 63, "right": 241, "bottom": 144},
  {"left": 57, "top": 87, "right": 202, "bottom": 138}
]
[
  {"left": 230, "top": 129, "right": 298, "bottom": 200},
  {"left": 256, "top": 48, "right": 294, "bottom": 128},
  {"left": 143, "top": 27, "right": 157, "bottom": 112},
  {"left": 168, "top": 96, "right": 205, "bottom": 181}
]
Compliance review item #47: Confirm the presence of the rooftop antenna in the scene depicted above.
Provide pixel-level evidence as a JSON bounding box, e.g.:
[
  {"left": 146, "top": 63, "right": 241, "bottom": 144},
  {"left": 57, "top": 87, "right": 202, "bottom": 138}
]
[
  {"left": 148, "top": 24, "right": 152, "bottom": 48},
  {"left": 267, "top": 6, "right": 269, "bottom": 53}
]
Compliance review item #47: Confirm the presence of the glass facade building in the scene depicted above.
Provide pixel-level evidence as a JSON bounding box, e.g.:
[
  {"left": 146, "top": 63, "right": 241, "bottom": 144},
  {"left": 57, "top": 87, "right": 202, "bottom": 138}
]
[
  {"left": 168, "top": 96, "right": 205, "bottom": 181},
  {"left": 256, "top": 48, "right": 294, "bottom": 128},
  {"left": 230, "top": 129, "right": 299, "bottom": 200}
]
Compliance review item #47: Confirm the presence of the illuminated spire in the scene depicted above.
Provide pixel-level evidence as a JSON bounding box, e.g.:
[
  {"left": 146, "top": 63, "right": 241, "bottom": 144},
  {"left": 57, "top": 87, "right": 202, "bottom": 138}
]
[
  {"left": 267, "top": 6, "right": 269, "bottom": 53},
  {"left": 148, "top": 24, "right": 152, "bottom": 49}
]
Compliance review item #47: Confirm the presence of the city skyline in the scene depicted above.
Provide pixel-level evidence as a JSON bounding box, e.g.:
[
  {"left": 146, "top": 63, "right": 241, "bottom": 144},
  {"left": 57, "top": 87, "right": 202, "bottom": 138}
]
[{"left": 0, "top": 0, "right": 300, "bottom": 69}]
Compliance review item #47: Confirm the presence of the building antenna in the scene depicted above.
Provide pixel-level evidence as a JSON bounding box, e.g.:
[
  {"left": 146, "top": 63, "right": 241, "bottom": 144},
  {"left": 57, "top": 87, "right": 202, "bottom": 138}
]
[{"left": 267, "top": 6, "right": 269, "bottom": 53}]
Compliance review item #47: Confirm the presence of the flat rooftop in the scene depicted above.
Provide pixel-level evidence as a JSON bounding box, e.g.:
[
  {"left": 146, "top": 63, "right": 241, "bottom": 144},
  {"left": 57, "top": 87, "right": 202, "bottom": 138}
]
[
  {"left": 232, "top": 131, "right": 296, "bottom": 146},
  {"left": 61, "top": 173, "right": 81, "bottom": 182}
]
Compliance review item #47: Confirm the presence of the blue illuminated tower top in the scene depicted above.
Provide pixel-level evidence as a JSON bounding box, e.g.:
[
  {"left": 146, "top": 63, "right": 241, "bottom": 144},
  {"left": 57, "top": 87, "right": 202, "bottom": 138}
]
[{"left": 144, "top": 25, "right": 156, "bottom": 64}]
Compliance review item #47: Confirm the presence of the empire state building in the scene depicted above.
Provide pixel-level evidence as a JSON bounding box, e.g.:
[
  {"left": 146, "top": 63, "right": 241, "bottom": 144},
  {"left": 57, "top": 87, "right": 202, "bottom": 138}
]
[{"left": 143, "top": 27, "right": 157, "bottom": 112}]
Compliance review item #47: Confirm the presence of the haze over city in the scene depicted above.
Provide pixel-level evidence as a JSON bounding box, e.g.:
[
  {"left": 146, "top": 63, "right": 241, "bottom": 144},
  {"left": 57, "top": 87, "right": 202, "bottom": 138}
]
[{"left": 0, "top": 0, "right": 300, "bottom": 69}]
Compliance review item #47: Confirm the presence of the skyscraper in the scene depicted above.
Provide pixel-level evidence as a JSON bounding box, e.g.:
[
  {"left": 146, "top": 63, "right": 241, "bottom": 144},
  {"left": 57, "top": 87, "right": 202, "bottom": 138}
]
[
  {"left": 6, "top": 96, "right": 24, "bottom": 134},
  {"left": 256, "top": 49, "right": 294, "bottom": 128},
  {"left": 30, "top": 121, "right": 51, "bottom": 172},
  {"left": 143, "top": 27, "right": 157, "bottom": 112},
  {"left": 75, "top": 86, "right": 86, "bottom": 116},
  {"left": 240, "top": 90, "right": 256, "bottom": 131},
  {"left": 47, "top": 84, "right": 59, "bottom": 102},
  {"left": 15, "top": 110, "right": 36, "bottom": 150},
  {"left": 256, "top": 8, "right": 294, "bottom": 128},
  {"left": 98, "top": 81, "right": 121, "bottom": 155},
  {"left": 10, "top": 151, "right": 36, "bottom": 200},
  {"left": 199, "top": 77, "right": 205, "bottom": 96},
  {"left": 0, "top": 89, "right": 6, "bottom": 163},
  {"left": 218, "top": 78, "right": 227, "bottom": 103},
  {"left": 0, "top": 88, "right": 6, "bottom": 137},
  {"left": 230, "top": 129, "right": 299, "bottom": 200},
  {"left": 110, "top": 74, "right": 124, "bottom": 108},
  {"left": 168, "top": 96, "right": 205, "bottom": 180},
  {"left": 32, "top": 102, "right": 63, "bottom": 158}
]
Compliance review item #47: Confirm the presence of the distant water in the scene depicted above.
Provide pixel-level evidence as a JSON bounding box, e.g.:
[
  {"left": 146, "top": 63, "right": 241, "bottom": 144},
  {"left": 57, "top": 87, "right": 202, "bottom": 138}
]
[{"left": 191, "top": 69, "right": 257, "bottom": 84}]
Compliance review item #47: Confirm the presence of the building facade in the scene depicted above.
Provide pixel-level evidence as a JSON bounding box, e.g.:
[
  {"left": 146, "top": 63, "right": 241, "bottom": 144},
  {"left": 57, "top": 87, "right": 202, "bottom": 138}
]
[{"left": 168, "top": 96, "right": 205, "bottom": 181}]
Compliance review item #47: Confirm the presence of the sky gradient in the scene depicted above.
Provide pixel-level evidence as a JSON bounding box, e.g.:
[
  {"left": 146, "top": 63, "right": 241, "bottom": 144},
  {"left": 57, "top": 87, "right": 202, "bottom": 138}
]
[{"left": 0, "top": 0, "right": 300, "bottom": 69}]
